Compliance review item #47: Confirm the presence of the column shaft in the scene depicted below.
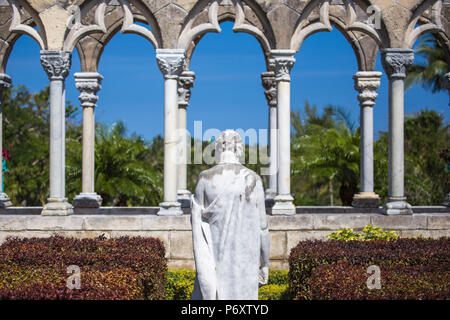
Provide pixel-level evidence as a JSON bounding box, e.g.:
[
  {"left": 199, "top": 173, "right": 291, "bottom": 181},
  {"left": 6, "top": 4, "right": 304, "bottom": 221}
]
[
  {"left": 270, "top": 50, "right": 296, "bottom": 215},
  {"left": 381, "top": 48, "right": 414, "bottom": 215},
  {"left": 40, "top": 50, "right": 73, "bottom": 215},
  {"left": 176, "top": 71, "right": 195, "bottom": 208},
  {"left": 177, "top": 105, "right": 187, "bottom": 191},
  {"left": 352, "top": 71, "right": 381, "bottom": 208},
  {"left": 277, "top": 80, "right": 291, "bottom": 196},
  {"left": 73, "top": 72, "right": 103, "bottom": 208},
  {"left": 269, "top": 105, "right": 278, "bottom": 192},
  {"left": 261, "top": 71, "right": 277, "bottom": 207},
  {"left": 49, "top": 79, "right": 64, "bottom": 200},
  {"left": 156, "top": 49, "right": 186, "bottom": 216},
  {"left": 82, "top": 106, "right": 95, "bottom": 193},
  {"left": 388, "top": 78, "right": 405, "bottom": 199}
]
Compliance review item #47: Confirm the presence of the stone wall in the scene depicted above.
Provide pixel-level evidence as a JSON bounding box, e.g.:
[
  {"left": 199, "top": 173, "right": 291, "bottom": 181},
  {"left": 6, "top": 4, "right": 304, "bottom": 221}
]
[{"left": 1, "top": 207, "right": 449, "bottom": 270}]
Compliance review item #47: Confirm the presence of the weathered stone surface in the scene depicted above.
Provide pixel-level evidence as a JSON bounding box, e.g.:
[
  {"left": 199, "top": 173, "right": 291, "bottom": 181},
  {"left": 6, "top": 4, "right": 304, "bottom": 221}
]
[
  {"left": 142, "top": 215, "right": 191, "bottom": 230},
  {"left": 0, "top": 216, "right": 27, "bottom": 230},
  {"left": 270, "top": 231, "right": 286, "bottom": 260},
  {"left": 371, "top": 215, "right": 427, "bottom": 230},
  {"left": 83, "top": 215, "right": 144, "bottom": 231},
  {"left": 269, "top": 260, "right": 289, "bottom": 270},
  {"left": 268, "top": 215, "right": 313, "bottom": 230},
  {"left": 168, "top": 259, "right": 195, "bottom": 269},
  {"left": 427, "top": 215, "right": 450, "bottom": 230},
  {"left": 313, "top": 214, "right": 372, "bottom": 230},
  {"left": 170, "top": 230, "right": 193, "bottom": 260},
  {"left": 26, "top": 215, "right": 84, "bottom": 231}
]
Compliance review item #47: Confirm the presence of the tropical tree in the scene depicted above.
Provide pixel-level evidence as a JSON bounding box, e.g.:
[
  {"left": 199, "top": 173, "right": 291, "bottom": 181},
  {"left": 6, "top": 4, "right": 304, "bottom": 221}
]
[
  {"left": 3, "top": 85, "right": 79, "bottom": 206},
  {"left": 406, "top": 35, "right": 448, "bottom": 93},
  {"left": 66, "top": 121, "right": 163, "bottom": 206},
  {"left": 291, "top": 102, "right": 359, "bottom": 206},
  {"left": 374, "top": 110, "right": 449, "bottom": 205}
]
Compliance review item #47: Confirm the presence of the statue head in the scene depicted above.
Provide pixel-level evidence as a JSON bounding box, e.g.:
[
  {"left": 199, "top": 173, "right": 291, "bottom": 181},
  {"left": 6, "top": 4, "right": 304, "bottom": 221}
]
[{"left": 215, "top": 130, "right": 244, "bottom": 164}]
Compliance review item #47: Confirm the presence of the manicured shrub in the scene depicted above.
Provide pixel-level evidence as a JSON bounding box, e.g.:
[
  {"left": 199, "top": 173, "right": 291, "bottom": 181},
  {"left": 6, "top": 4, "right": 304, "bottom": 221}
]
[
  {"left": 308, "top": 260, "right": 450, "bottom": 300},
  {"left": 288, "top": 238, "right": 450, "bottom": 300},
  {"left": 0, "top": 235, "right": 167, "bottom": 300},
  {"left": 258, "top": 284, "right": 290, "bottom": 300},
  {"left": 165, "top": 269, "right": 290, "bottom": 300},
  {"left": 328, "top": 224, "right": 398, "bottom": 241},
  {"left": 166, "top": 269, "right": 195, "bottom": 300},
  {"left": 268, "top": 270, "right": 288, "bottom": 285}
]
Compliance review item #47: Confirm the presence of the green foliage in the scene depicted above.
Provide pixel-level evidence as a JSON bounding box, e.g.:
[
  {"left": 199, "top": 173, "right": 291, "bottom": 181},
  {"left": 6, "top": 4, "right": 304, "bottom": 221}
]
[
  {"left": 3, "top": 85, "right": 78, "bottom": 206},
  {"left": 291, "top": 102, "right": 359, "bottom": 205},
  {"left": 67, "top": 122, "right": 164, "bottom": 206},
  {"left": 165, "top": 269, "right": 195, "bottom": 300},
  {"left": 258, "top": 284, "right": 290, "bottom": 300},
  {"left": 0, "top": 236, "right": 167, "bottom": 300},
  {"left": 2, "top": 84, "right": 448, "bottom": 206},
  {"left": 406, "top": 35, "right": 448, "bottom": 93},
  {"left": 165, "top": 269, "right": 289, "bottom": 300},
  {"left": 288, "top": 238, "right": 450, "bottom": 300},
  {"left": 327, "top": 228, "right": 362, "bottom": 241},
  {"left": 374, "top": 110, "right": 449, "bottom": 205},
  {"left": 328, "top": 225, "right": 398, "bottom": 241}
]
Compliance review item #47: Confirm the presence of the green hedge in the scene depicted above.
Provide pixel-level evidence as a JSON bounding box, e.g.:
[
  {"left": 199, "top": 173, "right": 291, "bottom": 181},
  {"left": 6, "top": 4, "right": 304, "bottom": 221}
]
[
  {"left": 288, "top": 238, "right": 450, "bottom": 300},
  {"left": 0, "top": 236, "right": 167, "bottom": 300},
  {"left": 166, "top": 269, "right": 290, "bottom": 300}
]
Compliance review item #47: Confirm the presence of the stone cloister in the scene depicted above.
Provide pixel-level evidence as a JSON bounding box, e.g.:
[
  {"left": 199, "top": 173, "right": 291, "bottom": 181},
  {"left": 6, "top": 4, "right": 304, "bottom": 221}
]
[{"left": 0, "top": 0, "right": 449, "bottom": 268}]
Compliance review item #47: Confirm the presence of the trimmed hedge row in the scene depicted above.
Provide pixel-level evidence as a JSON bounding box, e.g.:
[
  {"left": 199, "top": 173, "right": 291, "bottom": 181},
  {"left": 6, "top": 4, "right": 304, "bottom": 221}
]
[
  {"left": 0, "top": 235, "right": 167, "bottom": 300},
  {"left": 288, "top": 238, "right": 450, "bottom": 300},
  {"left": 166, "top": 269, "right": 289, "bottom": 300}
]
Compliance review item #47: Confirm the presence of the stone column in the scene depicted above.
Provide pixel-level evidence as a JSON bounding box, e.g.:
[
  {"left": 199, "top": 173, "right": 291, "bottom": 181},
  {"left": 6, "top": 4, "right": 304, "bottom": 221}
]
[
  {"left": 177, "top": 71, "right": 195, "bottom": 208},
  {"left": 271, "top": 50, "right": 296, "bottom": 215},
  {"left": 156, "top": 49, "right": 186, "bottom": 216},
  {"left": 261, "top": 71, "right": 277, "bottom": 207},
  {"left": 40, "top": 50, "right": 73, "bottom": 216},
  {"left": 73, "top": 72, "right": 103, "bottom": 208},
  {"left": 0, "top": 74, "right": 11, "bottom": 208},
  {"left": 443, "top": 72, "right": 450, "bottom": 207},
  {"left": 381, "top": 48, "right": 414, "bottom": 215},
  {"left": 352, "top": 71, "right": 381, "bottom": 208}
]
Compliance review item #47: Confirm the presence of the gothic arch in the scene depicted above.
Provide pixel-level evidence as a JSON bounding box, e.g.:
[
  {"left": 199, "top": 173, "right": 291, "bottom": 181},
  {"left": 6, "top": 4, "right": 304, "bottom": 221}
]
[
  {"left": 177, "top": 0, "right": 276, "bottom": 62},
  {"left": 290, "top": 0, "right": 389, "bottom": 52},
  {"left": 76, "top": 1, "right": 162, "bottom": 72}
]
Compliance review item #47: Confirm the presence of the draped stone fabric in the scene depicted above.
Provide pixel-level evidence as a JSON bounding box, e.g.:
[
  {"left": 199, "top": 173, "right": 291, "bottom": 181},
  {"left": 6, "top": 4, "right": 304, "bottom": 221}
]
[{"left": 191, "top": 163, "right": 270, "bottom": 300}]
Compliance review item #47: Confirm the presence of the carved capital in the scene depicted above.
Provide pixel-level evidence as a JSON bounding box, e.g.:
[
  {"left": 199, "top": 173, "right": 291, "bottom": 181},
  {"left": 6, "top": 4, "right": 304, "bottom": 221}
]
[
  {"left": 261, "top": 71, "right": 277, "bottom": 107},
  {"left": 74, "top": 72, "right": 103, "bottom": 108},
  {"left": 353, "top": 71, "right": 382, "bottom": 108},
  {"left": 156, "top": 49, "right": 186, "bottom": 79},
  {"left": 270, "top": 50, "right": 296, "bottom": 82},
  {"left": 0, "top": 73, "right": 12, "bottom": 91},
  {"left": 40, "top": 51, "right": 72, "bottom": 81},
  {"left": 381, "top": 49, "right": 414, "bottom": 80},
  {"left": 178, "top": 71, "right": 195, "bottom": 107}
]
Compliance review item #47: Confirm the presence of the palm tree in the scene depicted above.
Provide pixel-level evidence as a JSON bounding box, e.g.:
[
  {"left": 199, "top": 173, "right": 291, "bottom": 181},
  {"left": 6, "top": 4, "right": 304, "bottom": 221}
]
[
  {"left": 406, "top": 35, "right": 448, "bottom": 93},
  {"left": 66, "top": 121, "right": 163, "bottom": 206},
  {"left": 291, "top": 103, "right": 360, "bottom": 206}
]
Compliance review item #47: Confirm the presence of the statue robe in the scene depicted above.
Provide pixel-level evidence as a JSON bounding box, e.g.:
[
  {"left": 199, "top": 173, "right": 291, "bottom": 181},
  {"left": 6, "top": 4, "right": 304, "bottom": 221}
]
[{"left": 191, "top": 163, "right": 269, "bottom": 300}]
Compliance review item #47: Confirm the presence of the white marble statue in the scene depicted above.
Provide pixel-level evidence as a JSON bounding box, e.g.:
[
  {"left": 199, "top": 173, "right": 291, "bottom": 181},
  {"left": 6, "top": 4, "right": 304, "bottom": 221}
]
[{"left": 191, "top": 130, "right": 270, "bottom": 300}]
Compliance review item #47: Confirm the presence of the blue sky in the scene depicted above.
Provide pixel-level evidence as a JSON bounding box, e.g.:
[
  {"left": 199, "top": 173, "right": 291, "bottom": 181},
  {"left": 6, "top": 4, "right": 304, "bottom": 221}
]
[{"left": 6, "top": 21, "right": 449, "bottom": 143}]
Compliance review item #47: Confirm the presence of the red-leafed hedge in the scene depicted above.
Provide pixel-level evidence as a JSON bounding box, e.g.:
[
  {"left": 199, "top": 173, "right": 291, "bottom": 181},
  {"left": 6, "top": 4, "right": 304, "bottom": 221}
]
[
  {"left": 0, "top": 235, "right": 167, "bottom": 300},
  {"left": 288, "top": 238, "right": 450, "bottom": 300}
]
